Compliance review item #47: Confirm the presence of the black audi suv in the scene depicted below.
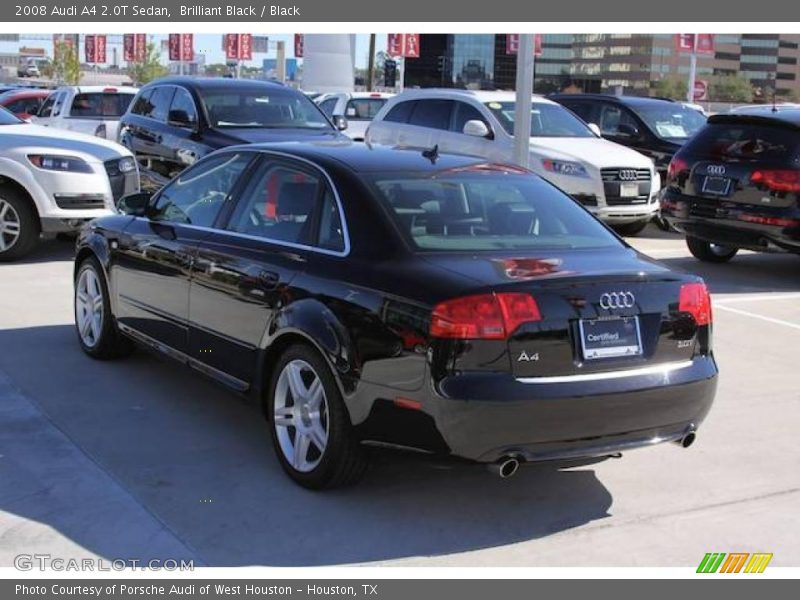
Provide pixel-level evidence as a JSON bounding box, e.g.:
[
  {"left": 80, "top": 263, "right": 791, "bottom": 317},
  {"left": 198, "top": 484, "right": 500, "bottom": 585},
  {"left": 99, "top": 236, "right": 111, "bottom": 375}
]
[
  {"left": 661, "top": 107, "right": 800, "bottom": 262},
  {"left": 74, "top": 142, "right": 717, "bottom": 489},
  {"left": 118, "top": 77, "right": 346, "bottom": 187}
]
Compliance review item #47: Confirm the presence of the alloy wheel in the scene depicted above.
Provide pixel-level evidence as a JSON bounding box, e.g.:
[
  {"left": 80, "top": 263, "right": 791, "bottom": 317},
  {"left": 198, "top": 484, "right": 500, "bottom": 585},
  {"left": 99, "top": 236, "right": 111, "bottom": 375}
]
[
  {"left": 273, "top": 359, "right": 329, "bottom": 473},
  {"left": 0, "top": 199, "right": 21, "bottom": 252},
  {"left": 75, "top": 267, "right": 105, "bottom": 348}
]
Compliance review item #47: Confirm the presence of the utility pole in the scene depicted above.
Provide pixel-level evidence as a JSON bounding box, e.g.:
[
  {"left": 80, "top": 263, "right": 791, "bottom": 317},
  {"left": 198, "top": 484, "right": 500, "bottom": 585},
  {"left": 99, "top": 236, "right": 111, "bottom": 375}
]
[
  {"left": 276, "top": 40, "right": 286, "bottom": 83},
  {"left": 686, "top": 33, "right": 697, "bottom": 103},
  {"left": 366, "top": 33, "right": 376, "bottom": 91},
  {"left": 512, "top": 34, "right": 535, "bottom": 169}
]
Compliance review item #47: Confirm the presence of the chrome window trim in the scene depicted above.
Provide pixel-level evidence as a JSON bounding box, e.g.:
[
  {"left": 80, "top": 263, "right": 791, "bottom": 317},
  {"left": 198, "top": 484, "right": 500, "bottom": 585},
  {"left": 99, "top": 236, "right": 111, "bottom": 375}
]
[
  {"left": 141, "top": 149, "right": 352, "bottom": 258},
  {"left": 516, "top": 360, "right": 694, "bottom": 384}
]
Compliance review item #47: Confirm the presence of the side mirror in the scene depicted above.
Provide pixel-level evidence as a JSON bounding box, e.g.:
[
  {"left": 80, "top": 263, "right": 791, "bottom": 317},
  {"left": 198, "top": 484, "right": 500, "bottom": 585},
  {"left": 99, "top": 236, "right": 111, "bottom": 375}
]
[
  {"left": 167, "top": 109, "right": 196, "bottom": 130},
  {"left": 588, "top": 123, "right": 602, "bottom": 137},
  {"left": 117, "top": 191, "right": 152, "bottom": 217},
  {"left": 462, "top": 119, "right": 492, "bottom": 138},
  {"left": 332, "top": 115, "right": 348, "bottom": 131},
  {"left": 618, "top": 123, "right": 640, "bottom": 138}
]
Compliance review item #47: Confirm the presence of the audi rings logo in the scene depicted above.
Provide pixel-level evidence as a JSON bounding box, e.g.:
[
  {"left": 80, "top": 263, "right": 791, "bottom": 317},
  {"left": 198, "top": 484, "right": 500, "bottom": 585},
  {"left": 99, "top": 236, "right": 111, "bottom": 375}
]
[
  {"left": 618, "top": 169, "right": 639, "bottom": 181},
  {"left": 599, "top": 291, "right": 636, "bottom": 309},
  {"left": 707, "top": 165, "right": 726, "bottom": 175}
]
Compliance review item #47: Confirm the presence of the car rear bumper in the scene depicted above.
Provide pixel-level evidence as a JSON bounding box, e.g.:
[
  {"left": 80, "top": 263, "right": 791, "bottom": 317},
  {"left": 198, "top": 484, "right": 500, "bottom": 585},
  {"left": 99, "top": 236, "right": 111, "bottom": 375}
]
[
  {"left": 355, "top": 356, "right": 717, "bottom": 463},
  {"left": 662, "top": 192, "right": 800, "bottom": 253}
]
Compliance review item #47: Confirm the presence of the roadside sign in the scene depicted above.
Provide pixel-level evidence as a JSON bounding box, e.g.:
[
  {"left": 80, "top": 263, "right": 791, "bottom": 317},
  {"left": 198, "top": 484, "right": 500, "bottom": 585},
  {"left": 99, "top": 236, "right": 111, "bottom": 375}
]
[
  {"left": 693, "top": 79, "right": 708, "bottom": 101},
  {"left": 225, "top": 34, "right": 252, "bottom": 60},
  {"left": 253, "top": 35, "right": 269, "bottom": 54},
  {"left": 387, "top": 34, "right": 421, "bottom": 58},
  {"left": 506, "top": 34, "right": 543, "bottom": 56},
  {"left": 675, "top": 34, "right": 715, "bottom": 54}
]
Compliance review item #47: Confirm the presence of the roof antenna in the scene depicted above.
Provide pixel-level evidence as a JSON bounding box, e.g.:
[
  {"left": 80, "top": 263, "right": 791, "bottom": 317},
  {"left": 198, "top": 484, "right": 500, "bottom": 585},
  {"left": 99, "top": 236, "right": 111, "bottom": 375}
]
[{"left": 422, "top": 144, "right": 439, "bottom": 164}]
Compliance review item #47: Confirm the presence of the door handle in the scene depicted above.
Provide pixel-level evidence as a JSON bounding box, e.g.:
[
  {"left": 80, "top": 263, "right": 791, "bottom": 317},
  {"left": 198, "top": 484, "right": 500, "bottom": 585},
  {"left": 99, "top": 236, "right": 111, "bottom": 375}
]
[{"left": 258, "top": 270, "right": 280, "bottom": 289}]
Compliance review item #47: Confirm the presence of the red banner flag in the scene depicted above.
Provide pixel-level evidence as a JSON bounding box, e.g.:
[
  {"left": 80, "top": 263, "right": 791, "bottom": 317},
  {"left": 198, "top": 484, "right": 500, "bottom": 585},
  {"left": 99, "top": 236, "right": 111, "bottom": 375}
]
[
  {"left": 181, "top": 33, "right": 193, "bottom": 61},
  {"left": 168, "top": 33, "right": 181, "bottom": 61},
  {"left": 506, "top": 34, "right": 543, "bottom": 56},
  {"left": 134, "top": 34, "right": 146, "bottom": 62},
  {"left": 96, "top": 35, "right": 107, "bottom": 64},
  {"left": 294, "top": 34, "right": 304, "bottom": 58},
  {"left": 84, "top": 34, "right": 96, "bottom": 63}
]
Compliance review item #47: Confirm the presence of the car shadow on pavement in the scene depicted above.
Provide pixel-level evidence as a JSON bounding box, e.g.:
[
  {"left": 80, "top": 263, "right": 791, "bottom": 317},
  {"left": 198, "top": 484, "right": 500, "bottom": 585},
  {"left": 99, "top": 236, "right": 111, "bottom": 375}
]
[
  {"left": 1, "top": 237, "right": 75, "bottom": 265},
  {"left": 0, "top": 323, "right": 614, "bottom": 567},
  {"left": 658, "top": 253, "right": 800, "bottom": 295}
]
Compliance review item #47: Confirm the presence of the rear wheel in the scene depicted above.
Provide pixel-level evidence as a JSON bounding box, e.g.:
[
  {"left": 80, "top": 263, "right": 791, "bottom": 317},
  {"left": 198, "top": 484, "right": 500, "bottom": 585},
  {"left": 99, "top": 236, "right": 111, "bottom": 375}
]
[
  {"left": 0, "top": 188, "right": 39, "bottom": 261},
  {"left": 74, "top": 257, "right": 134, "bottom": 359},
  {"left": 686, "top": 236, "right": 739, "bottom": 263},
  {"left": 267, "top": 344, "right": 368, "bottom": 489},
  {"left": 612, "top": 219, "right": 650, "bottom": 237}
]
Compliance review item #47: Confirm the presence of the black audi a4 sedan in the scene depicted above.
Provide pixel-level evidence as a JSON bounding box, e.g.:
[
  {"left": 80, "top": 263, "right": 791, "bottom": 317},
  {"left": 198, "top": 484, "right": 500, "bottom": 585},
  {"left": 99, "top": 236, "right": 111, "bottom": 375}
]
[
  {"left": 74, "top": 142, "right": 717, "bottom": 489},
  {"left": 662, "top": 107, "right": 800, "bottom": 262}
]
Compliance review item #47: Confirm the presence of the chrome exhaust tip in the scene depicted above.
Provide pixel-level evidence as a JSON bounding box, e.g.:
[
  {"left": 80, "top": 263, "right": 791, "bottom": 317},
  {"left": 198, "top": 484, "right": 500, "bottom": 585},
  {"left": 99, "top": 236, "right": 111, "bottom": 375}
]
[
  {"left": 488, "top": 457, "right": 520, "bottom": 479},
  {"left": 673, "top": 429, "right": 697, "bottom": 448}
]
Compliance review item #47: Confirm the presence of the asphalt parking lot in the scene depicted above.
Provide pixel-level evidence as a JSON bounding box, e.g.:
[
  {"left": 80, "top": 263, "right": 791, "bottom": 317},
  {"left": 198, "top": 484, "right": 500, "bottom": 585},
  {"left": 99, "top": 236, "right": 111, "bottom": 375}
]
[{"left": 0, "top": 226, "right": 798, "bottom": 568}]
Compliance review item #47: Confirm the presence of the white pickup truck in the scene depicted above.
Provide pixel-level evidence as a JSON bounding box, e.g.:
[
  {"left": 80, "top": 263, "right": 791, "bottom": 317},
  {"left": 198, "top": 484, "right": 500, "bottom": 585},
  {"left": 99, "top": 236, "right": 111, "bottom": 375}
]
[{"left": 33, "top": 85, "right": 138, "bottom": 141}]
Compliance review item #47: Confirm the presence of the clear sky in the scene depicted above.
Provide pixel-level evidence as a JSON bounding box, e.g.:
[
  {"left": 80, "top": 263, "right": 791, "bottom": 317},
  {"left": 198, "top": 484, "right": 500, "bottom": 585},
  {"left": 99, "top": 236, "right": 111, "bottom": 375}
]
[{"left": 1, "top": 33, "right": 387, "bottom": 68}]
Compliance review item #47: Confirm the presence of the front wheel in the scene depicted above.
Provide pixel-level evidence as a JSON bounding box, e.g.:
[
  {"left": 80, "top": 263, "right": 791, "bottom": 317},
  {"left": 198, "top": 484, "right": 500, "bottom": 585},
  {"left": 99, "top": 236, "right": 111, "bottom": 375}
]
[
  {"left": 267, "top": 344, "right": 368, "bottom": 489},
  {"left": 74, "top": 257, "right": 134, "bottom": 359},
  {"left": 686, "top": 236, "right": 739, "bottom": 263},
  {"left": 0, "top": 189, "right": 39, "bottom": 261}
]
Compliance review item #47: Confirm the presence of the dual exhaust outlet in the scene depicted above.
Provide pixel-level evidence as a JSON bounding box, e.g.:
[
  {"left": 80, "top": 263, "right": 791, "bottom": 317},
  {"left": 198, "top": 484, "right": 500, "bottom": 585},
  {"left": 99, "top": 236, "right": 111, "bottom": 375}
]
[{"left": 487, "top": 428, "right": 697, "bottom": 479}]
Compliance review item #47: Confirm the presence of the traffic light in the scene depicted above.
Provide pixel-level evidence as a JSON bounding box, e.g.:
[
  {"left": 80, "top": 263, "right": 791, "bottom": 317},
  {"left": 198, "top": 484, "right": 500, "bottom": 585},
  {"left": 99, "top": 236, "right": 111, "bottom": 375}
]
[
  {"left": 437, "top": 55, "right": 449, "bottom": 72},
  {"left": 384, "top": 59, "right": 397, "bottom": 87}
]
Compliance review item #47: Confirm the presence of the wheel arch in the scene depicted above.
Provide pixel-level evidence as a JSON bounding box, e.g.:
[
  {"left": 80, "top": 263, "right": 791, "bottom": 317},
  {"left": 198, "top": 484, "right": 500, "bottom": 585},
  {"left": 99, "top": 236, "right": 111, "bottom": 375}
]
[{"left": 0, "top": 174, "right": 41, "bottom": 227}]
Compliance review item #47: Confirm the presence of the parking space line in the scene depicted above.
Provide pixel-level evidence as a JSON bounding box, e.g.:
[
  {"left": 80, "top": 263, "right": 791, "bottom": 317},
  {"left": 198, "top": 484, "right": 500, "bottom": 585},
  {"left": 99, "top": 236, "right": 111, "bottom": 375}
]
[
  {"left": 714, "top": 293, "right": 800, "bottom": 304},
  {"left": 714, "top": 304, "right": 800, "bottom": 331}
]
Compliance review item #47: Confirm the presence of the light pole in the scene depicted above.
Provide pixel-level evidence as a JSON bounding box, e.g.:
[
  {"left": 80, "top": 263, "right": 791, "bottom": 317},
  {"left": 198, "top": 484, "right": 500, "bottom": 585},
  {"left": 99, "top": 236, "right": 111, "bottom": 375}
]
[
  {"left": 512, "top": 34, "right": 535, "bottom": 169},
  {"left": 686, "top": 33, "right": 698, "bottom": 103}
]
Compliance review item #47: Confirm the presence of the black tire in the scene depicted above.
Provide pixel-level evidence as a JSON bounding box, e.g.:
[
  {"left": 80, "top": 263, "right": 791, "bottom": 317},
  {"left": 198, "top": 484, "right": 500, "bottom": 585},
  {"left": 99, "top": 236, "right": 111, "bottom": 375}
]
[
  {"left": 0, "top": 186, "right": 40, "bottom": 261},
  {"left": 686, "top": 236, "right": 739, "bottom": 263},
  {"left": 74, "top": 256, "right": 134, "bottom": 359},
  {"left": 612, "top": 219, "right": 650, "bottom": 237},
  {"left": 653, "top": 215, "right": 674, "bottom": 232},
  {"left": 267, "top": 343, "right": 368, "bottom": 489}
]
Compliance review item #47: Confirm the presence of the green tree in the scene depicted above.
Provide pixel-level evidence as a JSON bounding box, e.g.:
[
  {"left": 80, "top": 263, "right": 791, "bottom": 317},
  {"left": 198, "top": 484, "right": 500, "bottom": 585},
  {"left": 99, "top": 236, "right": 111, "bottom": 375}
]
[
  {"left": 52, "top": 40, "right": 81, "bottom": 85},
  {"left": 710, "top": 74, "right": 754, "bottom": 103},
  {"left": 127, "top": 42, "right": 168, "bottom": 86},
  {"left": 654, "top": 76, "right": 688, "bottom": 101}
]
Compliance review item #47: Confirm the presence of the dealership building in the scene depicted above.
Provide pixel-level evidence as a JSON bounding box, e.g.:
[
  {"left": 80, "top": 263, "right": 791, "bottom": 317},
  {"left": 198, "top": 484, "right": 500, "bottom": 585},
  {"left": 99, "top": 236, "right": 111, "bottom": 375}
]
[{"left": 403, "top": 34, "right": 800, "bottom": 99}]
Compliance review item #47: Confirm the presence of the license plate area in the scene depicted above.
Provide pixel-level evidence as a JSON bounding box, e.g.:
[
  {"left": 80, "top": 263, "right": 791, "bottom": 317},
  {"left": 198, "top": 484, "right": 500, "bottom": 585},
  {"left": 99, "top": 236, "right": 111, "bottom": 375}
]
[
  {"left": 620, "top": 182, "right": 640, "bottom": 197},
  {"left": 702, "top": 176, "right": 731, "bottom": 196},
  {"left": 579, "top": 316, "right": 643, "bottom": 360}
]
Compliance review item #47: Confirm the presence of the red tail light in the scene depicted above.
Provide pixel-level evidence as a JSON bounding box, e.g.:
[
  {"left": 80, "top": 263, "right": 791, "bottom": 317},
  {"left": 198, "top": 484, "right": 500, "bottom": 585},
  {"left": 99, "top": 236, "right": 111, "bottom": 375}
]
[
  {"left": 738, "top": 214, "right": 800, "bottom": 228},
  {"left": 667, "top": 157, "right": 689, "bottom": 181},
  {"left": 430, "top": 293, "right": 542, "bottom": 340},
  {"left": 679, "top": 283, "right": 712, "bottom": 326},
  {"left": 750, "top": 169, "right": 800, "bottom": 193}
]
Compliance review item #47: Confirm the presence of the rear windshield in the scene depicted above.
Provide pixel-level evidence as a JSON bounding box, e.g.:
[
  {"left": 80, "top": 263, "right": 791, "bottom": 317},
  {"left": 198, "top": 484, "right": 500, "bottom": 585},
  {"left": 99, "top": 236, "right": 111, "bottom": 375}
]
[
  {"left": 345, "top": 98, "right": 387, "bottom": 120},
  {"left": 683, "top": 121, "right": 800, "bottom": 160},
  {"left": 70, "top": 93, "right": 135, "bottom": 117},
  {"left": 369, "top": 166, "right": 621, "bottom": 252}
]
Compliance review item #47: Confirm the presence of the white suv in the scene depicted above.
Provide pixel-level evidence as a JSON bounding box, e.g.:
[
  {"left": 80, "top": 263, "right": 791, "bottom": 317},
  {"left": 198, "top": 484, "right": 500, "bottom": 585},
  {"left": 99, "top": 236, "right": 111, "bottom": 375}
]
[
  {"left": 367, "top": 89, "right": 660, "bottom": 235},
  {"left": 0, "top": 109, "right": 139, "bottom": 260}
]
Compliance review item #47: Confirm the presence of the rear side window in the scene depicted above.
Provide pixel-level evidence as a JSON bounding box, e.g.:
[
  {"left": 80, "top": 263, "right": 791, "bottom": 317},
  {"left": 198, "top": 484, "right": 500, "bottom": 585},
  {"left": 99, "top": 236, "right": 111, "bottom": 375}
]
[
  {"left": 370, "top": 168, "right": 620, "bottom": 252},
  {"left": 70, "top": 92, "right": 135, "bottom": 117},
  {"left": 228, "top": 163, "right": 323, "bottom": 246},
  {"left": 384, "top": 100, "right": 416, "bottom": 123},
  {"left": 682, "top": 121, "right": 800, "bottom": 160},
  {"left": 409, "top": 100, "right": 453, "bottom": 130}
]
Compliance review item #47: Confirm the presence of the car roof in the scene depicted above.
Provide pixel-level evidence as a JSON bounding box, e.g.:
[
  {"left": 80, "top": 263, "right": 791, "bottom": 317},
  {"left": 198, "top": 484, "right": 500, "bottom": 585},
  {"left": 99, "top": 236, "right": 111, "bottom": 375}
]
[
  {"left": 550, "top": 93, "right": 678, "bottom": 108},
  {"left": 389, "top": 88, "right": 558, "bottom": 106},
  {"left": 709, "top": 106, "right": 800, "bottom": 128},
  {"left": 144, "top": 77, "right": 289, "bottom": 91},
  {"left": 58, "top": 85, "right": 139, "bottom": 94},
  {"left": 225, "top": 140, "right": 518, "bottom": 174}
]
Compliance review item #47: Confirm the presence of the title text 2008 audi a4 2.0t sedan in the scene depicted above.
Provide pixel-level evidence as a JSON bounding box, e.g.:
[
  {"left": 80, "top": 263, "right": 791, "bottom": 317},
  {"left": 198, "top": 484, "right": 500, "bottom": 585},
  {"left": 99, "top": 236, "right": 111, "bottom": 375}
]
[{"left": 73, "top": 142, "right": 717, "bottom": 489}]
